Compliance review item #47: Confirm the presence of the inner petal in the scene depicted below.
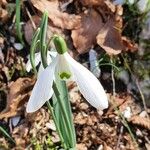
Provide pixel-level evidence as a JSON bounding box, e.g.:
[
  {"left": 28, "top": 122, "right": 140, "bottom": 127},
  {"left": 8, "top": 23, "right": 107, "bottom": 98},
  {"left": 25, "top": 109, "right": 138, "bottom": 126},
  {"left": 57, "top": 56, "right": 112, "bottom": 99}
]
[{"left": 56, "top": 54, "right": 72, "bottom": 80}]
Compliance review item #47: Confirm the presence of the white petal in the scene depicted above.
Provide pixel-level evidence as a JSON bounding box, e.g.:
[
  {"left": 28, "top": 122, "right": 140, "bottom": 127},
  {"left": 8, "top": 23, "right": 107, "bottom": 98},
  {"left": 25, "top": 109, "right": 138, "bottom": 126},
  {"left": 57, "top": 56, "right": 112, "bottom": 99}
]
[
  {"left": 37, "top": 63, "right": 44, "bottom": 77},
  {"left": 64, "top": 53, "right": 108, "bottom": 110},
  {"left": 26, "top": 52, "right": 41, "bottom": 72},
  {"left": 26, "top": 56, "right": 58, "bottom": 113},
  {"left": 38, "top": 52, "right": 58, "bottom": 77},
  {"left": 49, "top": 51, "right": 57, "bottom": 58}
]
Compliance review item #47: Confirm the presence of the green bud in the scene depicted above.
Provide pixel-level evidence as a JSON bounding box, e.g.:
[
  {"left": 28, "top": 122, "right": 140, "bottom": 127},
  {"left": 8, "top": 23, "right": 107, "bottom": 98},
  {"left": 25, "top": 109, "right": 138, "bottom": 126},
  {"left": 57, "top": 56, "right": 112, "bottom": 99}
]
[{"left": 53, "top": 35, "right": 68, "bottom": 54}]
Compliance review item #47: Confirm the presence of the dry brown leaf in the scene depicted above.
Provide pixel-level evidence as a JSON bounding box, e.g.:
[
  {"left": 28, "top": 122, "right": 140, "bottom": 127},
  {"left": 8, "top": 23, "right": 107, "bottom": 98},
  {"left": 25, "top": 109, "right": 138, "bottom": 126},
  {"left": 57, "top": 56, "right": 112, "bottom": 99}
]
[
  {"left": 122, "top": 36, "right": 138, "bottom": 52},
  {"left": 31, "top": 0, "right": 81, "bottom": 30},
  {"left": 104, "top": 0, "right": 116, "bottom": 13},
  {"left": 71, "top": 9, "right": 104, "bottom": 53},
  {"left": 129, "top": 116, "right": 150, "bottom": 130},
  {"left": 107, "top": 93, "right": 142, "bottom": 116},
  {"left": 0, "top": 77, "right": 35, "bottom": 119},
  {"left": 0, "top": 6, "right": 8, "bottom": 22},
  {"left": 76, "top": 143, "right": 87, "bottom": 150},
  {"left": 24, "top": 15, "right": 62, "bottom": 44},
  {"left": 103, "top": 142, "right": 113, "bottom": 150},
  {"left": 80, "top": 0, "right": 103, "bottom": 6},
  {"left": 24, "top": 15, "right": 41, "bottom": 44},
  {"left": 97, "top": 18, "right": 124, "bottom": 55}
]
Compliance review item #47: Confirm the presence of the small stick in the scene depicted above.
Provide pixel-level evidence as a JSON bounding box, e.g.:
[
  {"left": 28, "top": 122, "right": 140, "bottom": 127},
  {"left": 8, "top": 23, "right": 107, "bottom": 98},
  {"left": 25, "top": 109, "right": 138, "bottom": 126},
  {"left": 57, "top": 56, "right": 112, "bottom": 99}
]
[
  {"left": 25, "top": 7, "right": 36, "bottom": 30},
  {"left": 116, "top": 125, "right": 124, "bottom": 150}
]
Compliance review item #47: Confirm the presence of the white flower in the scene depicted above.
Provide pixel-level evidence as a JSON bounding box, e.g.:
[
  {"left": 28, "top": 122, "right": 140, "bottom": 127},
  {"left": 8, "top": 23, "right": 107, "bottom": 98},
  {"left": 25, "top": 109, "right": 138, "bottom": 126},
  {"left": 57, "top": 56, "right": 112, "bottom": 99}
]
[{"left": 26, "top": 52, "right": 108, "bottom": 113}]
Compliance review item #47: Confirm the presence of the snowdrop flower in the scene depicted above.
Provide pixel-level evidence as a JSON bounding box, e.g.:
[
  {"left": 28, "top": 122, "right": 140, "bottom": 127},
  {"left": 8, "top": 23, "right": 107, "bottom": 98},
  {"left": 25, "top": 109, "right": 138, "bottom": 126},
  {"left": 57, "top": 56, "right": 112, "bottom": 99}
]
[{"left": 26, "top": 36, "right": 108, "bottom": 113}]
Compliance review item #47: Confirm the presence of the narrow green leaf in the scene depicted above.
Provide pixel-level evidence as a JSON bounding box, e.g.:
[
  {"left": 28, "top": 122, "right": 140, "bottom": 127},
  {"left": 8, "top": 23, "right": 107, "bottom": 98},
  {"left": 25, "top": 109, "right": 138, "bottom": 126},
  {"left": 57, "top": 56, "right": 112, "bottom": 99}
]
[
  {"left": 30, "top": 28, "right": 40, "bottom": 75},
  {"left": 15, "top": 0, "right": 24, "bottom": 45},
  {"left": 53, "top": 78, "right": 76, "bottom": 148},
  {"left": 0, "top": 126, "right": 15, "bottom": 144}
]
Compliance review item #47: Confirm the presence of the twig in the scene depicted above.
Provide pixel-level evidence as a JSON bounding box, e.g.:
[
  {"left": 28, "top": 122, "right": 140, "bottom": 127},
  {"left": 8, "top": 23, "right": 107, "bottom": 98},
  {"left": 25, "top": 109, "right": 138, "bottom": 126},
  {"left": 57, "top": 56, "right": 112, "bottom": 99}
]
[
  {"left": 116, "top": 125, "right": 124, "bottom": 150},
  {"left": 25, "top": 7, "right": 36, "bottom": 30}
]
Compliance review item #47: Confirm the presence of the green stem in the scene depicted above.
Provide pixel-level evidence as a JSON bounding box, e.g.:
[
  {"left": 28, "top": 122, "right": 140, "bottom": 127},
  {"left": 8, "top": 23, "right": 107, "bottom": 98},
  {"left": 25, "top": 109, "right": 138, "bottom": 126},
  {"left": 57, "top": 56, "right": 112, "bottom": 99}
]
[
  {"left": 30, "top": 28, "right": 40, "bottom": 74},
  {"left": 52, "top": 82, "right": 76, "bottom": 148},
  {"left": 15, "top": 0, "right": 24, "bottom": 45},
  {"left": 0, "top": 126, "right": 15, "bottom": 144},
  {"left": 110, "top": 57, "right": 139, "bottom": 149},
  {"left": 40, "top": 12, "right": 48, "bottom": 67},
  {"left": 46, "top": 101, "right": 67, "bottom": 149}
]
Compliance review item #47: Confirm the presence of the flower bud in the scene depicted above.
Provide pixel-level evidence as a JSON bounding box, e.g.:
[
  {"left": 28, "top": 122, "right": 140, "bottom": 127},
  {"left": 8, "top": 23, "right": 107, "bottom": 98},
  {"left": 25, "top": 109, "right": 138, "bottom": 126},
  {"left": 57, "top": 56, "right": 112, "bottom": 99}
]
[{"left": 53, "top": 35, "right": 68, "bottom": 54}]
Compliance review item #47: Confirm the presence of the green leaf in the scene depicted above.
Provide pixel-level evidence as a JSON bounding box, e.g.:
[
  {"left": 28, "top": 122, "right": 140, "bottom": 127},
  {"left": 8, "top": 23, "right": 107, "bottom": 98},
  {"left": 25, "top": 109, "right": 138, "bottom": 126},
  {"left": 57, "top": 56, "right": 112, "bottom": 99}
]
[
  {"left": 52, "top": 78, "right": 76, "bottom": 148},
  {"left": 0, "top": 126, "right": 15, "bottom": 144},
  {"left": 15, "top": 0, "right": 24, "bottom": 45}
]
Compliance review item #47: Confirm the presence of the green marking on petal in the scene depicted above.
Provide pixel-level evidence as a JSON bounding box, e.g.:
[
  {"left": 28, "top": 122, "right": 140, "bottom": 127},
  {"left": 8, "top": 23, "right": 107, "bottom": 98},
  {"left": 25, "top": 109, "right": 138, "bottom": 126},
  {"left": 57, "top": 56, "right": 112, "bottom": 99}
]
[{"left": 59, "top": 72, "right": 71, "bottom": 80}]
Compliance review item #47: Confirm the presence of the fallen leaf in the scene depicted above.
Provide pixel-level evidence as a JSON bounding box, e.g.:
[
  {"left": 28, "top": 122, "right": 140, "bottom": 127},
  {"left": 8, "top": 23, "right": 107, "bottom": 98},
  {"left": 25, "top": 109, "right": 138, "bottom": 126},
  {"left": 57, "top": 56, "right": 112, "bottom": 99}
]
[
  {"left": 30, "top": 0, "right": 81, "bottom": 30},
  {"left": 71, "top": 9, "right": 104, "bottom": 53},
  {"left": 0, "top": 0, "right": 8, "bottom": 22},
  {"left": 24, "top": 15, "right": 62, "bottom": 44},
  {"left": 0, "top": 77, "right": 35, "bottom": 119},
  {"left": 97, "top": 18, "right": 124, "bottom": 55},
  {"left": 24, "top": 15, "right": 41, "bottom": 44},
  {"left": 103, "top": 142, "right": 113, "bottom": 150},
  {"left": 104, "top": 0, "right": 116, "bottom": 13},
  {"left": 0, "top": 7, "right": 8, "bottom": 22},
  {"left": 122, "top": 36, "right": 138, "bottom": 52},
  {"left": 76, "top": 143, "right": 87, "bottom": 150},
  {"left": 79, "top": 0, "right": 103, "bottom": 6},
  {"left": 128, "top": 116, "right": 150, "bottom": 130}
]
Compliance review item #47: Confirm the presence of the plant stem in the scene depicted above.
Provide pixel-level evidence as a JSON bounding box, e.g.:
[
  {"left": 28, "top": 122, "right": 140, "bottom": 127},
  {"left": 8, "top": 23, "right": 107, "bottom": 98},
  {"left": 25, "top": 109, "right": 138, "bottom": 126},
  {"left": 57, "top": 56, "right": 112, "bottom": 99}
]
[
  {"left": 121, "top": 54, "right": 149, "bottom": 118},
  {"left": 110, "top": 57, "right": 139, "bottom": 150},
  {"left": 52, "top": 82, "right": 76, "bottom": 148},
  {"left": 0, "top": 126, "right": 15, "bottom": 144},
  {"left": 15, "top": 0, "right": 24, "bottom": 45},
  {"left": 46, "top": 101, "right": 67, "bottom": 149}
]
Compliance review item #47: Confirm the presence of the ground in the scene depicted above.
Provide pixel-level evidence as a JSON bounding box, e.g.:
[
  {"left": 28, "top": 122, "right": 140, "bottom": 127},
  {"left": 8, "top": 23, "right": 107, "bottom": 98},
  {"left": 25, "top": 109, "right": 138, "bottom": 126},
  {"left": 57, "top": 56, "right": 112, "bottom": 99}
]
[{"left": 0, "top": 0, "right": 150, "bottom": 150}]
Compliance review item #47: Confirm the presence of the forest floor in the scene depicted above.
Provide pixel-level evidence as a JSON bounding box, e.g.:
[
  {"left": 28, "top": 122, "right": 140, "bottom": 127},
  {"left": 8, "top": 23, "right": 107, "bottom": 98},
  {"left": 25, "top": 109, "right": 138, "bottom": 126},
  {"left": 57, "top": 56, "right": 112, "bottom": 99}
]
[{"left": 0, "top": 0, "right": 150, "bottom": 150}]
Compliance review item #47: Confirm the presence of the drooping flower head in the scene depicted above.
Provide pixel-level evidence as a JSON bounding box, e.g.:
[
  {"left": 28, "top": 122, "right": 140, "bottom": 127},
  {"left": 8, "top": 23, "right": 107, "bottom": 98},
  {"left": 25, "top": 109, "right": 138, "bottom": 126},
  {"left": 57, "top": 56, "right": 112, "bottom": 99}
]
[{"left": 26, "top": 35, "right": 108, "bottom": 112}]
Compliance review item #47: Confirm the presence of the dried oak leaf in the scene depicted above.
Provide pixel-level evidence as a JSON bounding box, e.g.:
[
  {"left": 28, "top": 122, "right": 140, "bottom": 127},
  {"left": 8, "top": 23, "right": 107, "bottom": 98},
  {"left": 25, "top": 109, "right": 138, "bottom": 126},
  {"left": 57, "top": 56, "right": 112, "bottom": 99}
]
[
  {"left": 79, "top": 0, "right": 103, "bottom": 6},
  {"left": 0, "top": 0, "right": 8, "bottom": 22},
  {"left": 122, "top": 36, "right": 138, "bottom": 52},
  {"left": 128, "top": 116, "right": 150, "bottom": 130},
  {"left": 71, "top": 9, "right": 104, "bottom": 53},
  {"left": 31, "top": 0, "right": 81, "bottom": 30},
  {"left": 0, "top": 77, "right": 35, "bottom": 119},
  {"left": 24, "top": 15, "right": 62, "bottom": 44},
  {"left": 96, "top": 18, "right": 124, "bottom": 55},
  {"left": 0, "top": 6, "right": 8, "bottom": 22},
  {"left": 24, "top": 15, "right": 41, "bottom": 44}
]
